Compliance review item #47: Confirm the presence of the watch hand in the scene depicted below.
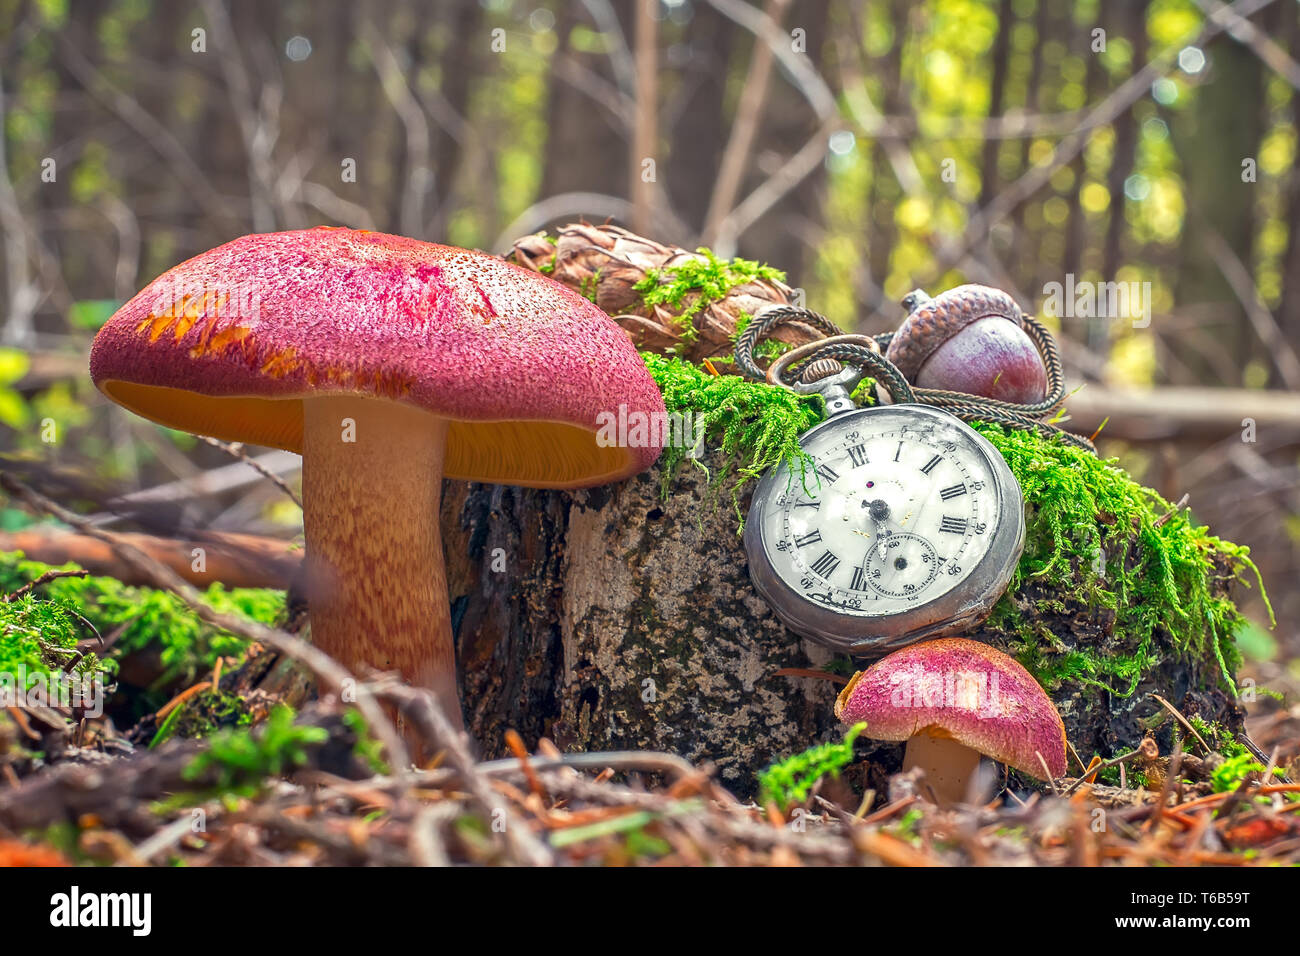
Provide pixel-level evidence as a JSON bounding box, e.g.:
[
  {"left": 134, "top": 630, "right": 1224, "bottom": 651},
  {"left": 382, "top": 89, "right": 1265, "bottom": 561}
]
[{"left": 863, "top": 498, "right": 895, "bottom": 562}]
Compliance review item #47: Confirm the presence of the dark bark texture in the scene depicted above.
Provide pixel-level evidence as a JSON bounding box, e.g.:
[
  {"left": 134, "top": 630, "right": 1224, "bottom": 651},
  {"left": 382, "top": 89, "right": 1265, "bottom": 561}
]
[{"left": 442, "top": 450, "right": 840, "bottom": 792}]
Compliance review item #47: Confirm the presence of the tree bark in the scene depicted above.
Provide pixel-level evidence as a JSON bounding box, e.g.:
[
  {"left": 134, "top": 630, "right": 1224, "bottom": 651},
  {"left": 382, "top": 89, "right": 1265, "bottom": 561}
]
[{"left": 442, "top": 449, "right": 840, "bottom": 792}]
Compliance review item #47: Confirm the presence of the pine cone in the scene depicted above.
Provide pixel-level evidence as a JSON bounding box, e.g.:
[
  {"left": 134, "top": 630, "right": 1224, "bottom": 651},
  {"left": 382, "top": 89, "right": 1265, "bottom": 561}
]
[{"left": 508, "top": 222, "right": 825, "bottom": 363}]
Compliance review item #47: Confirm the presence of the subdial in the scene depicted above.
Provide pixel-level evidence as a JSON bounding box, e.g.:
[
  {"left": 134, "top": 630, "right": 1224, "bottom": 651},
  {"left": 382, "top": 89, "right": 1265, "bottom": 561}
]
[{"left": 863, "top": 531, "right": 940, "bottom": 599}]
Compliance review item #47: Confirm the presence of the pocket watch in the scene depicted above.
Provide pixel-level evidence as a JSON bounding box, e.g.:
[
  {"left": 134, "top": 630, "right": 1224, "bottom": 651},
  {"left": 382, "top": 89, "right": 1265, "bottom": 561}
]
[{"left": 743, "top": 358, "right": 1024, "bottom": 655}]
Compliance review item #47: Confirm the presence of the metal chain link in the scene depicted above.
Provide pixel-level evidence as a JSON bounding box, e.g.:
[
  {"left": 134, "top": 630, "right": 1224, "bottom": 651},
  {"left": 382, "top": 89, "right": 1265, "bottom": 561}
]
[{"left": 734, "top": 303, "right": 1096, "bottom": 453}]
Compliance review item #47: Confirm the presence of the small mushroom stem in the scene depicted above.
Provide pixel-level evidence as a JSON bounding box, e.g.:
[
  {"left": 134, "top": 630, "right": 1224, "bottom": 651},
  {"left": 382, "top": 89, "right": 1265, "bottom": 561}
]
[
  {"left": 903, "top": 732, "right": 984, "bottom": 806},
  {"left": 301, "top": 395, "right": 462, "bottom": 738}
]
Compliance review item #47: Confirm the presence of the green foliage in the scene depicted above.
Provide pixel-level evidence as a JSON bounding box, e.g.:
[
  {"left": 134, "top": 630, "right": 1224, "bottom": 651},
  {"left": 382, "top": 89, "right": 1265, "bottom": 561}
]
[
  {"left": 1211, "top": 752, "right": 1287, "bottom": 794},
  {"left": 634, "top": 248, "right": 785, "bottom": 346},
  {"left": 67, "top": 298, "right": 119, "bottom": 331},
  {"left": 0, "top": 347, "right": 33, "bottom": 430},
  {"left": 642, "top": 351, "right": 822, "bottom": 521},
  {"left": 758, "top": 722, "right": 865, "bottom": 810},
  {"left": 0, "top": 550, "right": 284, "bottom": 687},
  {"left": 972, "top": 423, "right": 1265, "bottom": 695},
  {"left": 181, "top": 704, "right": 326, "bottom": 797},
  {"left": 0, "top": 593, "right": 112, "bottom": 683}
]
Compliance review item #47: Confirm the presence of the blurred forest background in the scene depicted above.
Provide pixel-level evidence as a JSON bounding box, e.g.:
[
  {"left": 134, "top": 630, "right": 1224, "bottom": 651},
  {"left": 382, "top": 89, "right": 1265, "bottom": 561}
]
[{"left": 0, "top": 0, "right": 1297, "bottom": 699}]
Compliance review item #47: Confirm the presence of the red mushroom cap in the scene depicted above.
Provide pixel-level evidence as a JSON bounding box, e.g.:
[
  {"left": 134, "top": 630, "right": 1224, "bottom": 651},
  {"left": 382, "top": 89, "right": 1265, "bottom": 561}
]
[
  {"left": 835, "top": 637, "right": 1067, "bottom": 779},
  {"left": 90, "top": 227, "right": 665, "bottom": 488}
]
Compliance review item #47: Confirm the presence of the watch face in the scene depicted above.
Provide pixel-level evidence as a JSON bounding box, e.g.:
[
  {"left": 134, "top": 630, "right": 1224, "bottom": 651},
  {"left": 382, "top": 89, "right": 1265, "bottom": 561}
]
[{"left": 744, "top": 404, "right": 1024, "bottom": 654}]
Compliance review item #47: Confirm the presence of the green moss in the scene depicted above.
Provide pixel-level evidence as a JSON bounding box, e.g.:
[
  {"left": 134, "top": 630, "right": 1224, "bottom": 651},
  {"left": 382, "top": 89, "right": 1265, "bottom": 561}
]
[
  {"left": 1211, "top": 752, "right": 1288, "bottom": 794},
  {"left": 180, "top": 704, "right": 326, "bottom": 798},
  {"left": 634, "top": 248, "right": 784, "bottom": 346},
  {"left": 0, "top": 550, "right": 285, "bottom": 688},
  {"left": 0, "top": 593, "right": 112, "bottom": 684},
  {"left": 1093, "top": 759, "right": 1149, "bottom": 789},
  {"left": 757, "top": 722, "right": 864, "bottom": 810},
  {"left": 971, "top": 424, "right": 1266, "bottom": 695},
  {"left": 1185, "top": 716, "right": 1248, "bottom": 758},
  {"left": 642, "top": 352, "right": 822, "bottom": 520}
]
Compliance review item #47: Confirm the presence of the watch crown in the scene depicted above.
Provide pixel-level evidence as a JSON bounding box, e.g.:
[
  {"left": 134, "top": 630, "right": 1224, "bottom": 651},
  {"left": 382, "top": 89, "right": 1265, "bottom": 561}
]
[{"left": 800, "top": 358, "right": 844, "bottom": 384}]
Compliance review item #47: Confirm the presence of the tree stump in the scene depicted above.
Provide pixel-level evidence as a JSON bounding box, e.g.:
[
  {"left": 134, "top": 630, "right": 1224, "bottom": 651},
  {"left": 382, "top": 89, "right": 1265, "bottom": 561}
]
[
  {"left": 441, "top": 451, "right": 839, "bottom": 791},
  {"left": 441, "top": 446, "right": 1243, "bottom": 797}
]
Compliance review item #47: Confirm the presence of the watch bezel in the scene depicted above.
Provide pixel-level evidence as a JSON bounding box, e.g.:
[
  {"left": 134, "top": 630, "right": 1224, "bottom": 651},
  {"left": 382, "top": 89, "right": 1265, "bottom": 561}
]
[{"left": 743, "top": 403, "right": 1024, "bottom": 656}]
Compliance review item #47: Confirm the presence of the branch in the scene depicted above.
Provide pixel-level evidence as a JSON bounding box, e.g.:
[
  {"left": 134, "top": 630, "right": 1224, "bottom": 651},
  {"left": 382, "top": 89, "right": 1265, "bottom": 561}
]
[
  {"left": 1194, "top": 0, "right": 1300, "bottom": 90},
  {"left": 581, "top": 0, "right": 639, "bottom": 98},
  {"left": 705, "top": 0, "right": 838, "bottom": 120},
  {"left": 490, "top": 191, "right": 689, "bottom": 255},
  {"left": 362, "top": 20, "right": 434, "bottom": 237},
  {"left": 1201, "top": 228, "right": 1300, "bottom": 389},
  {"left": 54, "top": 31, "right": 237, "bottom": 229},
  {"left": 712, "top": 115, "right": 842, "bottom": 256},
  {"left": 0, "top": 526, "right": 301, "bottom": 590},
  {"left": 702, "top": 0, "right": 793, "bottom": 244},
  {"left": 90, "top": 450, "right": 302, "bottom": 526},
  {"left": 927, "top": 0, "right": 1279, "bottom": 283},
  {"left": 1062, "top": 383, "right": 1300, "bottom": 442}
]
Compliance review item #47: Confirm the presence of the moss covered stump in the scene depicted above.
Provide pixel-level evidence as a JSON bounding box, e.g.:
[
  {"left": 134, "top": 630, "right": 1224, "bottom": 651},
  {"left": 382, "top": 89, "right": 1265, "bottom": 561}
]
[{"left": 441, "top": 400, "right": 1260, "bottom": 796}]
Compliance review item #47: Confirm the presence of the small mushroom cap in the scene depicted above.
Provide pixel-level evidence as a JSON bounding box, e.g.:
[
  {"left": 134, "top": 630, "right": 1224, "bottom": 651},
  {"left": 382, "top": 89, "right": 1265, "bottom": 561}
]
[
  {"left": 835, "top": 637, "right": 1067, "bottom": 779},
  {"left": 90, "top": 227, "right": 665, "bottom": 488}
]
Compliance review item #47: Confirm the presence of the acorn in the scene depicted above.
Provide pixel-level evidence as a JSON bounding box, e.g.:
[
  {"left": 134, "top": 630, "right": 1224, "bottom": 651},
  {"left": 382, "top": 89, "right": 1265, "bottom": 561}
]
[{"left": 885, "top": 285, "right": 1048, "bottom": 405}]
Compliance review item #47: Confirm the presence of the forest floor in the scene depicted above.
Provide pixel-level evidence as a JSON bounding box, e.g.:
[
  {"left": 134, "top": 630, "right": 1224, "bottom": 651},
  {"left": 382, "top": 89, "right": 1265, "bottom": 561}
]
[{"left": 1, "top": 638, "right": 1297, "bottom": 867}]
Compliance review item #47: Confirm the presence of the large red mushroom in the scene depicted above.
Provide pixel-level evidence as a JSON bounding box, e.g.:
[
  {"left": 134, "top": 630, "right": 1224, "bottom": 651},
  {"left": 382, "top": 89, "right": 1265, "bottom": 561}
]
[{"left": 90, "top": 227, "right": 665, "bottom": 736}]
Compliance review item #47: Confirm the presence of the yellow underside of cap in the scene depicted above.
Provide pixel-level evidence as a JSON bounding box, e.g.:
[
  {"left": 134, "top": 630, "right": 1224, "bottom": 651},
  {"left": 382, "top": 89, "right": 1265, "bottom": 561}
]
[{"left": 101, "top": 380, "right": 637, "bottom": 489}]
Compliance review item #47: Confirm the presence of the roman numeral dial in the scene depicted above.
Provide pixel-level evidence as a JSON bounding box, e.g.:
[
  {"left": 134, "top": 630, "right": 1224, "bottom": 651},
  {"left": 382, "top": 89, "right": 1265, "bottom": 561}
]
[{"left": 755, "top": 405, "right": 1020, "bottom": 650}]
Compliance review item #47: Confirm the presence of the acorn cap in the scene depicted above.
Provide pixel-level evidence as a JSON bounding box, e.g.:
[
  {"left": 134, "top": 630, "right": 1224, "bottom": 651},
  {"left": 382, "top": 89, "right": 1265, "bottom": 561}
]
[
  {"left": 89, "top": 227, "right": 665, "bottom": 488},
  {"left": 835, "top": 637, "right": 1067, "bottom": 779}
]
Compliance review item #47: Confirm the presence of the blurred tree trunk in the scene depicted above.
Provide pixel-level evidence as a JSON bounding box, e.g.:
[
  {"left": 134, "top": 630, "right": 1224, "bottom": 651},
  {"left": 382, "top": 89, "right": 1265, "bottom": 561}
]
[
  {"left": 977, "top": 0, "right": 1014, "bottom": 212},
  {"left": 1277, "top": 0, "right": 1300, "bottom": 364},
  {"left": 863, "top": 0, "right": 908, "bottom": 317},
  {"left": 538, "top": 7, "right": 627, "bottom": 205},
  {"left": 1095, "top": 0, "right": 1147, "bottom": 353},
  {"left": 664, "top": 3, "right": 735, "bottom": 241},
  {"left": 1015, "top": 0, "right": 1056, "bottom": 288},
  {"left": 1172, "top": 33, "right": 1264, "bottom": 382},
  {"left": 429, "top": 0, "right": 482, "bottom": 234},
  {"left": 739, "top": 2, "right": 831, "bottom": 289}
]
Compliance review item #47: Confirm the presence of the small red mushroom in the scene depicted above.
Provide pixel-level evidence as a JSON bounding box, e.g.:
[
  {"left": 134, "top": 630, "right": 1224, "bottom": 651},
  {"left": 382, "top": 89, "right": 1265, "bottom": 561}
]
[
  {"left": 835, "top": 638, "right": 1067, "bottom": 805},
  {"left": 885, "top": 285, "right": 1048, "bottom": 404},
  {"left": 90, "top": 227, "right": 666, "bottom": 737}
]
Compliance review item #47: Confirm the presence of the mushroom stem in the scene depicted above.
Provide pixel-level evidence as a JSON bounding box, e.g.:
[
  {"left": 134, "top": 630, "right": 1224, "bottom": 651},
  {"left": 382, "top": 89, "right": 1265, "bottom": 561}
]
[
  {"left": 301, "top": 395, "right": 462, "bottom": 737},
  {"left": 903, "top": 732, "right": 984, "bottom": 806}
]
